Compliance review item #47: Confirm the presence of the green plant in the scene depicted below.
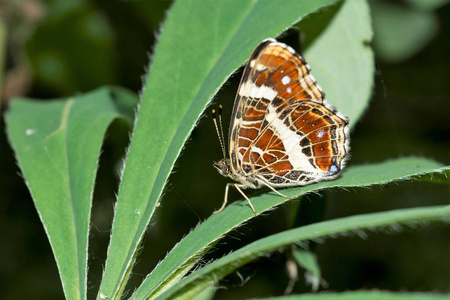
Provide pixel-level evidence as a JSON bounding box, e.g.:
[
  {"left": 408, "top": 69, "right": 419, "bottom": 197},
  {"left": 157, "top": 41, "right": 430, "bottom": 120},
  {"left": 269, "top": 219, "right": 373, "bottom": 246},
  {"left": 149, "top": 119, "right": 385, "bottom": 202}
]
[{"left": 4, "top": 0, "right": 449, "bottom": 299}]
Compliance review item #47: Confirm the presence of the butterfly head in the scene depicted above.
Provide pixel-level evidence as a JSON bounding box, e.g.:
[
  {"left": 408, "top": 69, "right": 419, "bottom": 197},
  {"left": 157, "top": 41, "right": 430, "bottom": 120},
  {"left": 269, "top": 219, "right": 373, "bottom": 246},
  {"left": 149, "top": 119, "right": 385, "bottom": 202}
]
[{"left": 213, "top": 159, "right": 230, "bottom": 177}]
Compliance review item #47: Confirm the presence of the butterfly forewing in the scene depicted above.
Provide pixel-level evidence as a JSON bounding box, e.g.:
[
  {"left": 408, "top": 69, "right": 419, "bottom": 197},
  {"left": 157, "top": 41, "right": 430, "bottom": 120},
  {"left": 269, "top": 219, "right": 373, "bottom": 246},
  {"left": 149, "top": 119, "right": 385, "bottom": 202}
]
[{"left": 228, "top": 39, "right": 349, "bottom": 187}]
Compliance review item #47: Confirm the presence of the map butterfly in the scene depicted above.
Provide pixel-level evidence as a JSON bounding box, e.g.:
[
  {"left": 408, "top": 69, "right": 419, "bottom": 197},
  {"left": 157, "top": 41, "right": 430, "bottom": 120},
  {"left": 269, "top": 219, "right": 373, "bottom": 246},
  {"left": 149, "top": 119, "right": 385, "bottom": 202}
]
[{"left": 212, "top": 38, "right": 350, "bottom": 215}]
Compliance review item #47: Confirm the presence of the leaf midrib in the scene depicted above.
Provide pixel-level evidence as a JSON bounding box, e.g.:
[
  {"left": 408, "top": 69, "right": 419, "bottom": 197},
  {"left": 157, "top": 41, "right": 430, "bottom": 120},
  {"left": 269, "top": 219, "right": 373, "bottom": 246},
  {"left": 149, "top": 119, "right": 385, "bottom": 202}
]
[{"left": 47, "top": 99, "right": 84, "bottom": 299}]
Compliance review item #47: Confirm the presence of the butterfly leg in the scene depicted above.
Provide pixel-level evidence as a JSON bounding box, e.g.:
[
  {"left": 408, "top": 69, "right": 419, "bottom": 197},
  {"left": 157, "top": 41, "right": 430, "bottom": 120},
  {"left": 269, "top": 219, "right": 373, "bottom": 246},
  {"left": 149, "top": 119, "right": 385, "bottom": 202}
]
[
  {"left": 234, "top": 184, "right": 257, "bottom": 215},
  {"left": 213, "top": 183, "right": 233, "bottom": 214},
  {"left": 214, "top": 183, "right": 257, "bottom": 215},
  {"left": 259, "top": 179, "right": 291, "bottom": 199}
]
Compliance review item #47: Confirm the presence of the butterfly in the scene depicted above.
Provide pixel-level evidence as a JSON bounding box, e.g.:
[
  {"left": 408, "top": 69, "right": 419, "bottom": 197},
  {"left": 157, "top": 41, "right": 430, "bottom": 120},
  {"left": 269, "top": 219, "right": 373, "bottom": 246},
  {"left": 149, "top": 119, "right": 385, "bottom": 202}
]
[{"left": 212, "top": 38, "right": 349, "bottom": 215}]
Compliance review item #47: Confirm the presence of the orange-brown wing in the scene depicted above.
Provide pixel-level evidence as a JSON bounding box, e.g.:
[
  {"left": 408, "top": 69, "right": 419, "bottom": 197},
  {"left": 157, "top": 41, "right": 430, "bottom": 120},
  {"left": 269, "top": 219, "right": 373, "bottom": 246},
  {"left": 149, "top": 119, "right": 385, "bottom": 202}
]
[
  {"left": 229, "top": 39, "right": 326, "bottom": 174},
  {"left": 229, "top": 39, "right": 349, "bottom": 186}
]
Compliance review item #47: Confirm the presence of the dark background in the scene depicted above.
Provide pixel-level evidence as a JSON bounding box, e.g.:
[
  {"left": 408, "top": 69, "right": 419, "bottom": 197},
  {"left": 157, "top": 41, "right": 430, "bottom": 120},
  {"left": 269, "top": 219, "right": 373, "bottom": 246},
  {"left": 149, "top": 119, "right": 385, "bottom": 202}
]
[{"left": 0, "top": 1, "right": 449, "bottom": 299}]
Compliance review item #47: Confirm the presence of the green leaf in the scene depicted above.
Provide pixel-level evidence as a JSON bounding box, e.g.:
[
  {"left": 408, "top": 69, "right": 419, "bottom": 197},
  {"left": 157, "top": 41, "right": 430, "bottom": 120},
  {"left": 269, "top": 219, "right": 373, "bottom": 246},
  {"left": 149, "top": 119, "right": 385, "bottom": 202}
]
[
  {"left": 131, "top": 157, "right": 447, "bottom": 299},
  {"left": 5, "top": 87, "right": 137, "bottom": 300},
  {"left": 301, "top": 0, "right": 374, "bottom": 127},
  {"left": 252, "top": 291, "right": 450, "bottom": 300},
  {"left": 292, "top": 249, "right": 322, "bottom": 292},
  {"left": 97, "top": 0, "right": 339, "bottom": 299},
  {"left": 371, "top": 2, "right": 439, "bottom": 63},
  {"left": 161, "top": 205, "right": 450, "bottom": 299}
]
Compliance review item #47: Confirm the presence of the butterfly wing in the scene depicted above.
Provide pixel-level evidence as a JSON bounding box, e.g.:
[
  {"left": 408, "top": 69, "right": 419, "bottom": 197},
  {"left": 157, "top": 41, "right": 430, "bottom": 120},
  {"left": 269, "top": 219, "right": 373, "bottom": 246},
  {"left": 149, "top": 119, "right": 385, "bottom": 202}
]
[
  {"left": 253, "top": 100, "right": 349, "bottom": 186},
  {"left": 228, "top": 39, "right": 274, "bottom": 174},
  {"left": 229, "top": 39, "right": 349, "bottom": 186}
]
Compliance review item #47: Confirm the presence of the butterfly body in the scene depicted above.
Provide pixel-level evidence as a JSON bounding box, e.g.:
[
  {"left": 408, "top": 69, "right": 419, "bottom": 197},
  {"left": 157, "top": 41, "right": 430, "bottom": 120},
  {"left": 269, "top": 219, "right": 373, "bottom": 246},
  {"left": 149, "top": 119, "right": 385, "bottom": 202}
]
[{"left": 213, "top": 38, "right": 350, "bottom": 214}]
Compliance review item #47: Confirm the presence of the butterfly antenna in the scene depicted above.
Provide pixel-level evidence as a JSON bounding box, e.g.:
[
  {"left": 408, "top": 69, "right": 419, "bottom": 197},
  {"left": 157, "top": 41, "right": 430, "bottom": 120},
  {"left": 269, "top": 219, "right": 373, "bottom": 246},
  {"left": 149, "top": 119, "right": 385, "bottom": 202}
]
[
  {"left": 212, "top": 107, "right": 227, "bottom": 160},
  {"left": 218, "top": 105, "right": 227, "bottom": 154}
]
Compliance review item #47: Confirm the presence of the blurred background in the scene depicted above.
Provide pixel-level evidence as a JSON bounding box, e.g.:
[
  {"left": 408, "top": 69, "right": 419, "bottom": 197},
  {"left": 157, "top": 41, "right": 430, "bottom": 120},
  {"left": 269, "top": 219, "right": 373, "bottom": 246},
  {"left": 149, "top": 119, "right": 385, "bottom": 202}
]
[{"left": 0, "top": 0, "right": 449, "bottom": 299}]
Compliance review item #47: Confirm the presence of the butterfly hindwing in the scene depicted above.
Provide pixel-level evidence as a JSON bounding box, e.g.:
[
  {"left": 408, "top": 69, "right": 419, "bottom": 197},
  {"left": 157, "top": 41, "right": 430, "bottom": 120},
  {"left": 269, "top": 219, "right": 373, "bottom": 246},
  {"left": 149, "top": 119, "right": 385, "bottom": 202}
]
[{"left": 254, "top": 100, "right": 348, "bottom": 186}]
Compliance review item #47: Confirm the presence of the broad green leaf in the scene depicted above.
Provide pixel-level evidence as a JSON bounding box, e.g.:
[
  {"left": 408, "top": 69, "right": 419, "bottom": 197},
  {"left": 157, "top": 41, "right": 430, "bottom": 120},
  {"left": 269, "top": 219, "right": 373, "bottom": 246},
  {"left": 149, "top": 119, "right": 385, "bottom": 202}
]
[
  {"left": 302, "top": 0, "right": 374, "bottom": 127},
  {"left": 131, "top": 157, "right": 447, "bottom": 299},
  {"left": 97, "top": 1, "right": 339, "bottom": 299},
  {"left": 161, "top": 205, "right": 450, "bottom": 299},
  {"left": 5, "top": 87, "right": 137, "bottom": 300},
  {"left": 371, "top": 2, "right": 439, "bottom": 63},
  {"left": 254, "top": 291, "right": 450, "bottom": 300},
  {"left": 293, "top": 249, "right": 322, "bottom": 292}
]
